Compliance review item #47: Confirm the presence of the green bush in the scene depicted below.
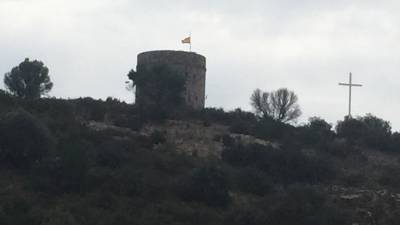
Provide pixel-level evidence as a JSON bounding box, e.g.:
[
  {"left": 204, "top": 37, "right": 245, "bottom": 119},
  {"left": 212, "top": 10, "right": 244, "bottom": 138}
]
[
  {"left": 267, "top": 186, "right": 350, "bottom": 225},
  {"left": 150, "top": 130, "right": 167, "bottom": 145},
  {"left": 0, "top": 194, "right": 40, "bottom": 225},
  {"left": 0, "top": 109, "right": 53, "bottom": 168},
  {"left": 235, "top": 167, "right": 273, "bottom": 196},
  {"left": 302, "top": 117, "right": 334, "bottom": 147},
  {"left": 336, "top": 117, "right": 366, "bottom": 144},
  {"left": 180, "top": 165, "right": 231, "bottom": 207},
  {"left": 226, "top": 186, "right": 350, "bottom": 225},
  {"left": 222, "top": 143, "right": 336, "bottom": 184},
  {"left": 378, "top": 166, "right": 400, "bottom": 188},
  {"left": 336, "top": 114, "right": 391, "bottom": 150},
  {"left": 31, "top": 139, "right": 90, "bottom": 193}
]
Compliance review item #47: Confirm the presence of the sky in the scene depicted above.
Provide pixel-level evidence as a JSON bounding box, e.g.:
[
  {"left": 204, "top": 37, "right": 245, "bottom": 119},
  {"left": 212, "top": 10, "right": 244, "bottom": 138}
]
[{"left": 1, "top": 0, "right": 400, "bottom": 129}]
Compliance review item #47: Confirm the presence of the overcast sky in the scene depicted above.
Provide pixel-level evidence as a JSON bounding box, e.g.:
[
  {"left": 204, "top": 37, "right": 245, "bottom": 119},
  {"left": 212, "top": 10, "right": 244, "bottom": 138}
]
[{"left": 1, "top": 0, "right": 400, "bottom": 129}]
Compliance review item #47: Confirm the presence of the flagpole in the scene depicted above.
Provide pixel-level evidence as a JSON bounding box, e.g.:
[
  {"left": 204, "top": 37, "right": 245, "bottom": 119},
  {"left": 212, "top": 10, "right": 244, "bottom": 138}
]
[{"left": 189, "top": 32, "right": 192, "bottom": 52}]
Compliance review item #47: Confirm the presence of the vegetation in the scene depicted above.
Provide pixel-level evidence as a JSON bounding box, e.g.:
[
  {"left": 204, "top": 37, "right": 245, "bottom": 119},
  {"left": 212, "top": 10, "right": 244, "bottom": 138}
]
[
  {"left": 4, "top": 58, "right": 53, "bottom": 99},
  {"left": 1, "top": 65, "right": 400, "bottom": 224},
  {"left": 250, "top": 88, "right": 301, "bottom": 122}
]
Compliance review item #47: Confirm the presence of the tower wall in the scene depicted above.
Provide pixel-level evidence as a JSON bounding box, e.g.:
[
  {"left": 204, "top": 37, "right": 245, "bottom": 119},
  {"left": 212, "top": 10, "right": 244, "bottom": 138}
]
[{"left": 136, "top": 50, "right": 206, "bottom": 109}]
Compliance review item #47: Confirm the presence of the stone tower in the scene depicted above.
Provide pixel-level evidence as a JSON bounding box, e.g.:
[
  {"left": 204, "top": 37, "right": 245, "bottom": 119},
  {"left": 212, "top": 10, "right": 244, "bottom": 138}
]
[{"left": 136, "top": 50, "right": 206, "bottom": 109}]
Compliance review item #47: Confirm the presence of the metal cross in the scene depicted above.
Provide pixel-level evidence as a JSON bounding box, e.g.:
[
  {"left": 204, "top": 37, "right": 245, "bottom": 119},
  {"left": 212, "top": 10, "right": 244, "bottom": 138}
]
[{"left": 339, "top": 72, "right": 363, "bottom": 118}]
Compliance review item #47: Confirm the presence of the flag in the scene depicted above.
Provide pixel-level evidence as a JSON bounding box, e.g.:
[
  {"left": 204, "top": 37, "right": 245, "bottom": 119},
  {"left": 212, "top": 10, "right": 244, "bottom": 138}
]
[{"left": 181, "top": 36, "right": 191, "bottom": 44}]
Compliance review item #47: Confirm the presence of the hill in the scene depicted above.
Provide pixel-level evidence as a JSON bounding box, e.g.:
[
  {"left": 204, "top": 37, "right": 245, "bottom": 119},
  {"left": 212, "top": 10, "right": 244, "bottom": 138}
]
[{"left": 0, "top": 90, "right": 400, "bottom": 225}]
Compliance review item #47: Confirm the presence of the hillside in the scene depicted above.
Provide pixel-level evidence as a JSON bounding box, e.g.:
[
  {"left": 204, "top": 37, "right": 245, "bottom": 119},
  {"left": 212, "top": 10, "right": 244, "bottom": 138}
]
[{"left": 1, "top": 91, "right": 400, "bottom": 225}]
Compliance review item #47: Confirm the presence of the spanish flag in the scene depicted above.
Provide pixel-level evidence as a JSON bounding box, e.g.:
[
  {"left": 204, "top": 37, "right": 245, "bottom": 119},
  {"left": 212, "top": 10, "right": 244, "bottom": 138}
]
[{"left": 181, "top": 36, "right": 191, "bottom": 44}]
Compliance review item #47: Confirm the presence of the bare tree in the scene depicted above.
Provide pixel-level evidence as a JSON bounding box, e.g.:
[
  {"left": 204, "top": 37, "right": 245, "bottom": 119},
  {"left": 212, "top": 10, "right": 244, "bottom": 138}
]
[{"left": 250, "top": 88, "right": 301, "bottom": 122}]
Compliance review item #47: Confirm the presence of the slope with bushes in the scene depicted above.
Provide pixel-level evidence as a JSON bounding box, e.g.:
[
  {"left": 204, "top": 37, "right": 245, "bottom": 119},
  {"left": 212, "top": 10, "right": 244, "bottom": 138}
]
[{"left": 0, "top": 91, "right": 400, "bottom": 224}]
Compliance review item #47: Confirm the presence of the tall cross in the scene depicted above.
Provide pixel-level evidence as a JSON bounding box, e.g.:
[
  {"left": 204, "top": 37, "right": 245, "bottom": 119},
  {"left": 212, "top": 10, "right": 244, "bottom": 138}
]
[{"left": 339, "top": 72, "right": 363, "bottom": 118}]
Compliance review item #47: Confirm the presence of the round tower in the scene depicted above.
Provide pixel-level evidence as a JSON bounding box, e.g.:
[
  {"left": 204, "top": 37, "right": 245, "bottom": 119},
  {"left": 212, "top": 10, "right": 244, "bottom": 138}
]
[{"left": 136, "top": 50, "right": 206, "bottom": 109}]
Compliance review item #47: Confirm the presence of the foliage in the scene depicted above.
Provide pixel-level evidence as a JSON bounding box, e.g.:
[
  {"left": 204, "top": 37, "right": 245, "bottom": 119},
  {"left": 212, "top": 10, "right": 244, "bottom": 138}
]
[
  {"left": 1, "top": 86, "right": 400, "bottom": 224},
  {"left": 302, "top": 117, "right": 335, "bottom": 147},
  {"left": 150, "top": 130, "right": 167, "bottom": 145},
  {"left": 180, "top": 165, "right": 231, "bottom": 207},
  {"left": 250, "top": 88, "right": 301, "bottom": 122},
  {"left": 234, "top": 167, "right": 273, "bottom": 196},
  {"left": 0, "top": 194, "right": 41, "bottom": 225},
  {"left": 361, "top": 114, "right": 392, "bottom": 149},
  {"left": 0, "top": 109, "right": 53, "bottom": 168},
  {"left": 336, "top": 114, "right": 392, "bottom": 150},
  {"left": 222, "top": 142, "right": 336, "bottom": 185},
  {"left": 4, "top": 58, "right": 53, "bottom": 99},
  {"left": 378, "top": 166, "right": 400, "bottom": 188},
  {"left": 225, "top": 186, "right": 350, "bottom": 225}
]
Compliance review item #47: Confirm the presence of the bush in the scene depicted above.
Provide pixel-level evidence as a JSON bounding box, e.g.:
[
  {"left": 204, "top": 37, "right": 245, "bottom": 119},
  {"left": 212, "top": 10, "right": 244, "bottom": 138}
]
[
  {"left": 57, "top": 140, "right": 89, "bottom": 192},
  {"left": 31, "top": 139, "right": 89, "bottom": 193},
  {"left": 302, "top": 117, "right": 334, "bottom": 146},
  {"left": 336, "top": 114, "right": 392, "bottom": 150},
  {"left": 389, "top": 132, "right": 400, "bottom": 152},
  {"left": 95, "top": 141, "right": 129, "bottom": 168},
  {"left": 252, "top": 117, "right": 295, "bottom": 141},
  {"left": 222, "top": 143, "right": 272, "bottom": 167},
  {"left": 336, "top": 117, "right": 366, "bottom": 144},
  {"left": 226, "top": 186, "right": 350, "bottom": 225},
  {"left": 150, "top": 130, "right": 167, "bottom": 145},
  {"left": 325, "top": 138, "right": 354, "bottom": 158},
  {"left": 235, "top": 167, "right": 273, "bottom": 196},
  {"left": 267, "top": 186, "right": 350, "bottom": 225},
  {"left": 378, "top": 166, "right": 400, "bottom": 188},
  {"left": 222, "top": 143, "right": 336, "bottom": 185},
  {"left": 0, "top": 109, "right": 53, "bottom": 168},
  {"left": 180, "top": 165, "right": 231, "bottom": 207},
  {"left": 0, "top": 194, "right": 40, "bottom": 225},
  {"left": 361, "top": 114, "right": 391, "bottom": 150}
]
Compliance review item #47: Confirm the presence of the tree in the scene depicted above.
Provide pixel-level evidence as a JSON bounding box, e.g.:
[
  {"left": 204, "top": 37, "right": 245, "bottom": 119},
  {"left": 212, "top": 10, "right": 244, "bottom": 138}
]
[
  {"left": 0, "top": 109, "right": 53, "bottom": 168},
  {"left": 4, "top": 58, "right": 53, "bottom": 99},
  {"left": 250, "top": 88, "right": 301, "bottom": 122},
  {"left": 303, "top": 117, "right": 334, "bottom": 146},
  {"left": 361, "top": 114, "right": 391, "bottom": 149},
  {"left": 336, "top": 114, "right": 391, "bottom": 149},
  {"left": 336, "top": 117, "right": 366, "bottom": 143}
]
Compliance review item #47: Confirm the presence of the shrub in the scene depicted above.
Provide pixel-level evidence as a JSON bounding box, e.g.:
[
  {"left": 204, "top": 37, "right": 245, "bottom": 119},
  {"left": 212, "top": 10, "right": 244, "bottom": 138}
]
[
  {"left": 57, "top": 140, "right": 89, "bottom": 192},
  {"left": 302, "top": 117, "right": 334, "bottom": 147},
  {"left": 226, "top": 186, "right": 350, "bottom": 225},
  {"left": 180, "top": 165, "right": 231, "bottom": 207},
  {"left": 252, "top": 117, "right": 295, "bottom": 141},
  {"left": 0, "top": 109, "right": 53, "bottom": 168},
  {"left": 150, "top": 130, "right": 167, "bottom": 145},
  {"left": 222, "top": 143, "right": 272, "bottom": 167},
  {"left": 361, "top": 114, "right": 391, "bottom": 150},
  {"left": 378, "top": 166, "right": 400, "bottom": 188},
  {"left": 235, "top": 167, "right": 273, "bottom": 196},
  {"left": 95, "top": 140, "right": 129, "bottom": 168},
  {"left": 0, "top": 194, "right": 40, "bottom": 225},
  {"left": 222, "top": 143, "right": 336, "bottom": 184},
  {"left": 389, "top": 132, "right": 400, "bottom": 152},
  {"left": 31, "top": 140, "right": 90, "bottom": 193},
  {"left": 324, "top": 138, "right": 353, "bottom": 158},
  {"left": 336, "top": 117, "right": 366, "bottom": 144},
  {"left": 336, "top": 114, "right": 391, "bottom": 150},
  {"left": 267, "top": 186, "right": 350, "bottom": 225}
]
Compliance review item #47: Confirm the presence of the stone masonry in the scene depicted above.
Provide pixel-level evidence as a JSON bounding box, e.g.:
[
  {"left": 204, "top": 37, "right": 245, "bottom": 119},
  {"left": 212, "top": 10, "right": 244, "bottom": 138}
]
[{"left": 136, "top": 50, "right": 206, "bottom": 109}]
